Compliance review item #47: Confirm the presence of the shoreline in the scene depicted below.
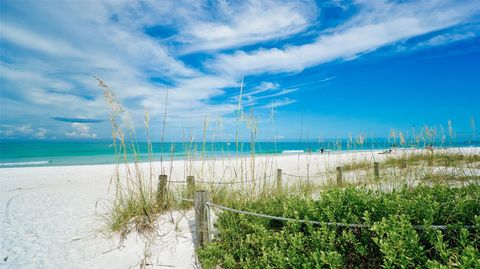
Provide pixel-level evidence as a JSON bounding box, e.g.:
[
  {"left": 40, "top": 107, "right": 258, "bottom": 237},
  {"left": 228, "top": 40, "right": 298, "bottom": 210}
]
[{"left": 2, "top": 144, "right": 478, "bottom": 169}]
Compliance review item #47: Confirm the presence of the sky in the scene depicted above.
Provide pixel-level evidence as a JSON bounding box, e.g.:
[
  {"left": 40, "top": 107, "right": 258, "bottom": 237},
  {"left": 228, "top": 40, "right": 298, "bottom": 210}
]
[{"left": 0, "top": 0, "right": 479, "bottom": 141}]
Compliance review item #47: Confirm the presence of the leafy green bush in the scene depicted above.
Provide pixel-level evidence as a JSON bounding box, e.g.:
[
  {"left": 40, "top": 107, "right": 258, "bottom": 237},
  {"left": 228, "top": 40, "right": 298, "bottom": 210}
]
[{"left": 198, "top": 185, "right": 480, "bottom": 268}]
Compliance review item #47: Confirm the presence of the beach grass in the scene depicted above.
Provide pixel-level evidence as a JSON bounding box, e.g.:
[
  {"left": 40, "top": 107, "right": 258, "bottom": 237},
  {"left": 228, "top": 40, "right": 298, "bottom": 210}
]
[
  {"left": 384, "top": 151, "right": 480, "bottom": 167},
  {"left": 97, "top": 78, "right": 162, "bottom": 234}
]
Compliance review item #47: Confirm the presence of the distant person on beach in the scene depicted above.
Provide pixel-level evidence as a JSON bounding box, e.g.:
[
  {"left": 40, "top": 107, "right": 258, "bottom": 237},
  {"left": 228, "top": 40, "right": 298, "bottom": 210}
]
[{"left": 320, "top": 148, "right": 324, "bottom": 154}]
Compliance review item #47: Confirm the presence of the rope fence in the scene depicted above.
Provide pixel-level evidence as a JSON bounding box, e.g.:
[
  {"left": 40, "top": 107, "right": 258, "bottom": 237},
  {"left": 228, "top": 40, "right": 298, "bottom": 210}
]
[
  {"left": 167, "top": 173, "right": 275, "bottom": 185},
  {"left": 205, "top": 201, "right": 472, "bottom": 231},
  {"left": 205, "top": 201, "right": 367, "bottom": 228},
  {"left": 172, "top": 193, "right": 194, "bottom": 203},
  {"left": 281, "top": 171, "right": 334, "bottom": 178}
]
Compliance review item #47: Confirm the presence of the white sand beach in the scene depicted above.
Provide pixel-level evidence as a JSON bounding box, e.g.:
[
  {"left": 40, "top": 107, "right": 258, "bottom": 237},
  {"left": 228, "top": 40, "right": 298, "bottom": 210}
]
[{"left": 1, "top": 147, "right": 479, "bottom": 268}]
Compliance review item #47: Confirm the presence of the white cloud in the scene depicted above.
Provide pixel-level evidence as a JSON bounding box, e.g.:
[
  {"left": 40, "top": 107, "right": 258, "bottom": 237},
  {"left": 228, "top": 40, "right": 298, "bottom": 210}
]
[
  {"left": 0, "top": 0, "right": 227, "bottom": 135},
  {"left": 263, "top": 98, "right": 297, "bottom": 109},
  {"left": 15, "top": 124, "right": 34, "bottom": 135},
  {"left": 103, "top": 27, "right": 198, "bottom": 78},
  {"left": 0, "top": 22, "right": 79, "bottom": 56},
  {"left": 179, "top": 0, "right": 315, "bottom": 53},
  {"left": 245, "top": 81, "right": 279, "bottom": 96},
  {"left": 256, "top": 89, "right": 299, "bottom": 100},
  {"left": 0, "top": 124, "right": 48, "bottom": 139},
  {"left": 0, "top": 128, "right": 15, "bottom": 137},
  {"left": 106, "top": 0, "right": 316, "bottom": 54},
  {"left": 207, "top": 1, "right": 480, "bottom": 76},
  {"left": 140, "top": 75, "right": 239, "bottom": 118},
  {"left": 415, "top": 31, "right": 476, "bottom": 48},
  {"left": 1, "top": 66, "right": 74, "bottom": 91},
  {"left": 65, "top": 123, "right": 97, "bottom": 138},
  {"left": 35, "top": 128, "right": 47, "bottom": 139}
]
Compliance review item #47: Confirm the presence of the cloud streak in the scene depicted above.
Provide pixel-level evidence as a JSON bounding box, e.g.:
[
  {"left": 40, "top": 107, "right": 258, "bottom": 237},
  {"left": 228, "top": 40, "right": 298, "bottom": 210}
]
[
  {"left": 52, "top": 117, "right": 104, "bottom": 123},
  {"left": 178, "top": 0, "right": 315, "bottom": 53},
  {"left": 207, "top": 1, "right": 480, "bottom": 76}
]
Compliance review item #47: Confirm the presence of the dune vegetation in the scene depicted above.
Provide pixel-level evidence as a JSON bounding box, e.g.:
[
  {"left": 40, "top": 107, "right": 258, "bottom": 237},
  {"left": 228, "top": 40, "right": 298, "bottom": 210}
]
[{"left": 198, "top": 185, "right": 480, "bottom": 268}]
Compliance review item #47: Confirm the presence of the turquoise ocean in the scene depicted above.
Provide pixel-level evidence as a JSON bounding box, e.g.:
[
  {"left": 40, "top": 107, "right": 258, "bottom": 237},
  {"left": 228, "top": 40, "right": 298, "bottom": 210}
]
[{"left": 1, "top": 139, "right": 478, "bottom": 168}]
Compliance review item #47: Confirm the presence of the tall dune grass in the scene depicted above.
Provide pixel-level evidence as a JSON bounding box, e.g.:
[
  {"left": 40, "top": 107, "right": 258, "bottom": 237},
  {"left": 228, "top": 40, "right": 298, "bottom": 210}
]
[{"left": 97, "top": 77, "right": 161, "bottom": 233}]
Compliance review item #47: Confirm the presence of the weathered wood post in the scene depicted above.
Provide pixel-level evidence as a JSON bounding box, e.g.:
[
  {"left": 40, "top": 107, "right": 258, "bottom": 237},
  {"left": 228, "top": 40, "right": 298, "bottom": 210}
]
[
  {"left": 157, "top": 174, "right": 168, "bottom": 208},
  {"left": 428, "top": 151, "right": 434, "bottom": 166},
  {"left": 195, "top": 190, "right": 210, "bottom": 247},
  {"left": 276, "top": 169, "right": 283, "bottom": 193},
  {"left": 374, "top": 162, "right": 380, "bottom": 179},
  {"left": 336, "top": 166, "right": 343, "bottom": 185},
  {"left": 157, "top": 175, "right": 168, "bottom": 208},
  {"left": 187, "top": 175, "right": 195, "bottom": 199}
]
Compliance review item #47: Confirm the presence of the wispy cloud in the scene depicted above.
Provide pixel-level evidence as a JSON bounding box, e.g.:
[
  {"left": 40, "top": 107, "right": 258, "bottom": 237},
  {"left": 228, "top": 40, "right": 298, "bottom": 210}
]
[
  {"left": 231, "top": 81, "right": 299, "bottom": 108},
  {"left": 178, "top": 0, "right": 315, "bottom": 53},
  {"left": 415, "top": 31, "right": 476, "bottom": 48},
  {"left": 0, "top": 124, "right": 47, "bottom": 139},
  {"left": 262, "top": 98, "right": 297, "bottom": 109},
  {"left": 1, "top": 22, "right": 79, "bottom": 56},
  {"left": 52, "top": 117, "right": 104, "bottom": 123},
  {"left": 207, "top": 1, "right": 480, "bottom": 76},
  {"left": 245, "top": 82, "right": 279, "bottom": 96}
]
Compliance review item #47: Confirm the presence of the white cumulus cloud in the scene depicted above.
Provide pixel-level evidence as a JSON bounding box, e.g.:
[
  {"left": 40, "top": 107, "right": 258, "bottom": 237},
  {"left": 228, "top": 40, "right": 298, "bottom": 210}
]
[{"left": 65, "top": 123, "right": 97, "bottom": 139}]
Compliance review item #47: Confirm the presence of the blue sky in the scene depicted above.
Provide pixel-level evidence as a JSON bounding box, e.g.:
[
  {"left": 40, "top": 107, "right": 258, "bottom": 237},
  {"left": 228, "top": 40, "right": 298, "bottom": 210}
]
[{"left": 0, "top": 0, "right": 479, "bottom": 141}]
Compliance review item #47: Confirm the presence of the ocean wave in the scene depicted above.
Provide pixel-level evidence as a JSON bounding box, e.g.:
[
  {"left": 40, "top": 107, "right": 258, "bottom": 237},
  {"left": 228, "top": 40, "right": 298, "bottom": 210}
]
[
  {"left": 0, "top": 161, "right": 51, "bottom": 167},
  {"left": 281, "top": 150, "right": 304, "bottom": 154}
]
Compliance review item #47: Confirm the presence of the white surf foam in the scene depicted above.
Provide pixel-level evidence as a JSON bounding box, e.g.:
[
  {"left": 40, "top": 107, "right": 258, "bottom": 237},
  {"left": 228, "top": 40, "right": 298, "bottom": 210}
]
[
  {"left": 281, "top": 150, "right": 304, "bottom": 154},
  {"left": 0, "top": 161, "right": 51, "bottom": 167}
]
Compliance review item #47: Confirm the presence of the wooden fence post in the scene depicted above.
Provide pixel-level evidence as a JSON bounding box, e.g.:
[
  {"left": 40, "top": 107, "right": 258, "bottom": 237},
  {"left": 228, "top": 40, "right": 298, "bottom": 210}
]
[
  {"left": 157, "top": 175, "right": 168, "bottom": 208},
  {"left": 336, "top": 166, "right": 343, "bottom": 185},
  {"left": 276, "top": 169, "right": 283, "bottom": 192},
  {"left": 187, "top": 175, "right": 195, "bottom": 199},
  {"left": 428, "top": 151, "right": 434, "bottom": 166},
  {"left": 195, "top": 190, "right": 210, "bottom": 247},
  {"left": 374, "top": 162, "right": 380, "bottom": 179}
]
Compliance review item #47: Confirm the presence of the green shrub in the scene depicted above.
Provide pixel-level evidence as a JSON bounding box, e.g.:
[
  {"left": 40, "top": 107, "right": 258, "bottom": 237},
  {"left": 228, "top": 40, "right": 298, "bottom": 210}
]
[{"left": 198, "top": 185, "right": 480, "bottom": 268}]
